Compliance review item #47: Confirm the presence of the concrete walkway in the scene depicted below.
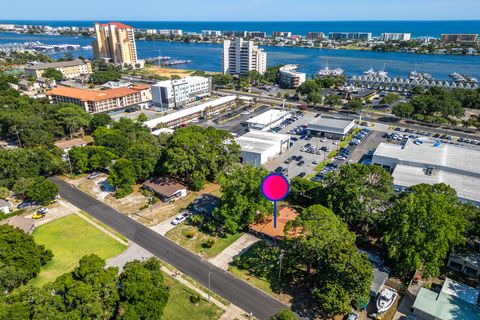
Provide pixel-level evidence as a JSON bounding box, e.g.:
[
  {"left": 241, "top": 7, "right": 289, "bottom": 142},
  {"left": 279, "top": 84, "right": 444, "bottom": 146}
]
[
  {"left": 209, "top": 234, "right": 259, "bottom": 270},
  {"left": 76, "top": 212, "right": 129, "bottom": 246}
]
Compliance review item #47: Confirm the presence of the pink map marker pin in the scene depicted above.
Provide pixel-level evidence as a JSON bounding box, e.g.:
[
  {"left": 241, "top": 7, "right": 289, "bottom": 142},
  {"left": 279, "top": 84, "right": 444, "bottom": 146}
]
[{"left": 261, "top": 174, "right": 290, "bottom": 228}]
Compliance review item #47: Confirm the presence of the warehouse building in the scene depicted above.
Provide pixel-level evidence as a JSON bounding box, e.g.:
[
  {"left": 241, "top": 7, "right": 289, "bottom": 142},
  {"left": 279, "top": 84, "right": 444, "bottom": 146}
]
[
  {"left": 307, "top": 116, "right": 356, "bottom": 140},
  {"left": 244, "top": 109, "right": 292, "bottom": 131},
  {"left": 372, "top": 139, "right": 480, "bottom": 205},
  {"left": 236, "top": 130, "right": 291, "bottom": 166}
]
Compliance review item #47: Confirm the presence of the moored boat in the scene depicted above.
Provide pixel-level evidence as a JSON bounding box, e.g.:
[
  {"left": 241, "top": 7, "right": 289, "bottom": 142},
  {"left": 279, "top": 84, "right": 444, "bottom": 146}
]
[{"left": 376, "top": 287, "right": 397, "bottom": 314}]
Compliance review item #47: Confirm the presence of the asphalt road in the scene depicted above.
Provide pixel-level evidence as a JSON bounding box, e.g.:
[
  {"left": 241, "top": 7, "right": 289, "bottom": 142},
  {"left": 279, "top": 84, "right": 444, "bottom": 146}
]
[{"left": 50, "top": 177, "right": 289, "bottom": 320}]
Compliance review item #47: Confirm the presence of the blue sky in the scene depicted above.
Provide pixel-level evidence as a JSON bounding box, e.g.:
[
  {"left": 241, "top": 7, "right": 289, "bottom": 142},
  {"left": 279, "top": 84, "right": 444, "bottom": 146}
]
[{"left": 2, "top": 0, "right": 480, "bottom": 21}]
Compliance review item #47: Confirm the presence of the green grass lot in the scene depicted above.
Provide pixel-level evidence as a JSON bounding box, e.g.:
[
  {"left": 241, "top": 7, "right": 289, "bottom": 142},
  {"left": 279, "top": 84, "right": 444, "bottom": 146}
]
[
  {"left": 31, "top": 214, "right": 127, "bottom": 287},
  {"left": 166, "top": 224, "right": 243, "bottom": 259},
  {"left": 162, "top": 273, "right": 224, "bottom": 320}
]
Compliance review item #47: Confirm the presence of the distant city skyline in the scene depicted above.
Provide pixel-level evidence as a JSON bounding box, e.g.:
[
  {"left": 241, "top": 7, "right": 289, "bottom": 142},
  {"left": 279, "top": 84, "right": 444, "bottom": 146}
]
[{"left": 3, "top": 0, "right": 480, "bottom": 21}]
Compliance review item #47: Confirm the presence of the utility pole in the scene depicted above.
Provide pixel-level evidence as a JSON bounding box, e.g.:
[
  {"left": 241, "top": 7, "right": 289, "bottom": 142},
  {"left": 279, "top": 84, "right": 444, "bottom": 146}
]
[
  {"left": 66, "top": 152, "right": 73, "bottom": 178},
  {"left": 277, "top": 250, "right": 284, "bottom": 282}
]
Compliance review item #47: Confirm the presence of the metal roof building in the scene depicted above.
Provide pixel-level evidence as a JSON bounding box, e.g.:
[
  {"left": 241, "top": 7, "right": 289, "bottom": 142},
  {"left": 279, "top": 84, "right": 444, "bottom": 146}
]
[
  {"left": 244, "top": 109, "right": 291, "bottom": 131},
  {"left": 307, "top": 116, "right": 356, "bottom": 139},
  {"left": 236, "top": 130, "right": 291, "bottom": 166},
  {"left": 412, "top": 278, "right": 480, "bottom": 320},
  {"left": 372, "top": 139, "right": 480, "bottom": 204},
  {"left": 144, "top": 96, "right": 237, "bottom": 129}
]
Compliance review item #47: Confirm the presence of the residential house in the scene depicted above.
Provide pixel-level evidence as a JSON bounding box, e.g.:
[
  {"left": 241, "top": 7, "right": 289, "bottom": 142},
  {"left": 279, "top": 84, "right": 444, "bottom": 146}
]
[{"left": 143, "top": 178, "right": 187, "bottom": 202}]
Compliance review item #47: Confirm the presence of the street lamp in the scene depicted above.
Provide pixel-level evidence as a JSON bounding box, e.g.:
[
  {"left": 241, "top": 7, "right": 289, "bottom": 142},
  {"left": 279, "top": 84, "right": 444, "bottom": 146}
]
[{"left": 207, "top": 271, "right": 212, "bottom": 303}]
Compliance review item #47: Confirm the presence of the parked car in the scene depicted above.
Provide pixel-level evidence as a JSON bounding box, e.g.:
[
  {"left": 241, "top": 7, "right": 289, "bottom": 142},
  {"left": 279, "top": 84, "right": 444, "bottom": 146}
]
[
  {"left": 88, "top": 172, "right": 101, "bottom": 180},
  {"left": 296, "top": 156, "right": 303, "bottom": 162},
  {"left": 313, "top": 159, "right": 321, "bottom": 165},
  {"left": 284, "top": 157, "right": 293, "bottom": 164},
  {"left": 171, "top": 212, "right": 190, "bottom": 226},
  {"left": 297, "top": 172, "right": 306, "bottom": 178},
  {"left": 298, "top": 160, "right": 305, "bottom": 166},
  {"left": 17, "top": 201, "right": 32, "bottom": 209},
  {"left": 37, "top": 207, "right": 48, "bottom": 215}
]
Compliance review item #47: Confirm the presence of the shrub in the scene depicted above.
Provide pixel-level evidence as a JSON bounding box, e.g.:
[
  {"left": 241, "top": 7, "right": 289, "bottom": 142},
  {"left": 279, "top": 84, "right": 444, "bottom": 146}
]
[
  {"left": 190, "top": 293, "right": 201, "bottom": 304},
  {"left": 203, "top": 238, "right": 215, "bottom": 248},
  {"left": 185, "top": 230, "right": 196, "bottom": 239}
]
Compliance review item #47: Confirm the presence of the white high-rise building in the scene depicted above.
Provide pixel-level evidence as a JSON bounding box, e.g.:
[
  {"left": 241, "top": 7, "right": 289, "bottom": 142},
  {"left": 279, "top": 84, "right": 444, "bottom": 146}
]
[
  {"left": 380, "top": 33, "right": 412, "bottom": 41},
  {"left": 151, "top": 76, "right": 212, "bottom": 109},
  {"left": 222, "top": 39, "right": 267, "bottom": 76}
]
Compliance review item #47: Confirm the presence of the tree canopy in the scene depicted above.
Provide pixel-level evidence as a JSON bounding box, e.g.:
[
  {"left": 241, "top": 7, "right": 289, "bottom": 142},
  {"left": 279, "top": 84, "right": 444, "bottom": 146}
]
[
  {"left": 284, "top": 205, "right": 373, "bottom": 316},
  {"left": 1, "top": 255, "right": 170, "bottom": 320},
  {"left": 324, "top": 163, "right": 394, "bottom": 233},
  {"left": 212, "top": 164, "right": 271, "bottom": 234},
  {"left": 0, "top": 225, "right": 53, "bottom": 293},
  {"left": 383, "top": 183, "right": 468, "bottom": 277},
  {"left": 161, "top": 126, "right": 240, "bottom": 190}
]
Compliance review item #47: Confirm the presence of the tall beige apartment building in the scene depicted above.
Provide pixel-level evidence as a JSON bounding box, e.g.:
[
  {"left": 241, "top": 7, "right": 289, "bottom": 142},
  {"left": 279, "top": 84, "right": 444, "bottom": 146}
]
[
  {"left": 223, "top": 39, "right": 267, "bottom": 76},
  {"left": 93, "top": 22, "right": 138, "bottom": 65}
]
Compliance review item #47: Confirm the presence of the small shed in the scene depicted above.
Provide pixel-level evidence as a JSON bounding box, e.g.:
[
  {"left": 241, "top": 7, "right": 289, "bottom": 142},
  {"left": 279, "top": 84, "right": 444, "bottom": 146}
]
[
  {"left": 0, "top": 199, "right": 10, "bottom": 214},
  {"left": 143, "top": 178, "right": 187, "bottom": 203}
]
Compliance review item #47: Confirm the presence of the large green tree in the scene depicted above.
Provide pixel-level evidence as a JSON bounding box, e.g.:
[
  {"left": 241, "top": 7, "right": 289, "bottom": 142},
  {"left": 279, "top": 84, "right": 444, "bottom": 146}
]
[
  {"left": 284, "top": 205, "right": 372, "bottom": 316},
  {"left": 42, "top": 68, "right": 63, "bottom": 81},
  {"left": 162, "top": 126, "right": 240, "bottom": 190},
  {"left": 108, "top": 158, "right": 137, "bottom": 197},
  {"left": 118, "top": 258, "right": 170, "bottom": 320},
  {"left": 213, "top": 164, "right": 271, "bottom": 234},
  {"left": 383, "top": 183, "right": 468, "bottom": 277},
  {"left": 324, "top": 163, "right": 394, "bottom": 233},
  {"left": 0, "top": 225, "right": 53, "bottom": 293}
]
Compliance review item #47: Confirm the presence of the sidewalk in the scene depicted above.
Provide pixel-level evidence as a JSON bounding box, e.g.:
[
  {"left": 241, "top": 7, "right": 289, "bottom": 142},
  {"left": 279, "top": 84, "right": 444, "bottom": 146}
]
[{"left": 209, "top": 234, "right": 259, "bottom": 270}]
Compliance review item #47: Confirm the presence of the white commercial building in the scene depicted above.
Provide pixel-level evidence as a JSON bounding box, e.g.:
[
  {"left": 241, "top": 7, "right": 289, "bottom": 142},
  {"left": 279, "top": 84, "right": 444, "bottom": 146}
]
[
  {"left": 279, "top": 65, "right": 306, "bottom": 88},
  {"left": 307, "top": 116, "right": 356, "bottom": 139},
  {"left": 223, "top": 39, "right": 267, "bottom": 76},
  {"left": 244, "top": 109, "right": 292, "bottom": 131},
  {"left": 372, "top": 139, "right": 480, "bottom": 204},
  {"left": 236, "top": 130, "right": 291, "bottom": 167},
  {"left": 380, "top": 33, "right": 412, "bottom": 41},
  {"left": 145, "top": 96, "right": 237, "bottom": 129},
  {"left": 202, "top": 30, "right": 222, "bottom": 37},
  {"left": 151, "top": 76, "right": 212, "bottom": 109}
]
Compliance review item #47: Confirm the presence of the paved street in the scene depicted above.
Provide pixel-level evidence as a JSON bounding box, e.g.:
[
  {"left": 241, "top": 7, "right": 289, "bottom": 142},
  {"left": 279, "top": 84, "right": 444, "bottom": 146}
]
[{"left": 51, "top": 177, "right": 290, "bottom": 320}]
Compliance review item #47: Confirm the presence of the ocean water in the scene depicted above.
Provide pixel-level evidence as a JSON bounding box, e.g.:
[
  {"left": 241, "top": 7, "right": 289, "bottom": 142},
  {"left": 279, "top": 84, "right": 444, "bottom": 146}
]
[
  {"left": 2, "top": 20, "right": 480, "bottom": 38},
  {"left": 1, "top": 32, "right": 480, "bottom": 80}
]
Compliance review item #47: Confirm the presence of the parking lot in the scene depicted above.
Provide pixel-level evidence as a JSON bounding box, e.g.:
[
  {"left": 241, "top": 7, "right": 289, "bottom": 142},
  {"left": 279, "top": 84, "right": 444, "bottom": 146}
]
[{"left": 262, "top": 112, "right": 373, "bottom": 180}]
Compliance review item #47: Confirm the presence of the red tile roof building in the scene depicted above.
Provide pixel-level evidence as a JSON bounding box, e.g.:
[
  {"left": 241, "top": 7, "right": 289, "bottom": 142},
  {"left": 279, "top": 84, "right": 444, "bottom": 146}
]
[{"left": 47, "top": 85, "right": 151, "bottom": 113}]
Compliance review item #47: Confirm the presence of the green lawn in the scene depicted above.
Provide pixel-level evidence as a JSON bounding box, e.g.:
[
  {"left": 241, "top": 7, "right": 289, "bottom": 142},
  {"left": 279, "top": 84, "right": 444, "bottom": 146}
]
[
  {"left": 31, "top": 214, "right": 127, "bottom": 287},
  {"left": 166, "top": 224, "right": 243, "bottom": 259},
  {"left": 163, "top": 273, "right": 224, "bottom": 320}
]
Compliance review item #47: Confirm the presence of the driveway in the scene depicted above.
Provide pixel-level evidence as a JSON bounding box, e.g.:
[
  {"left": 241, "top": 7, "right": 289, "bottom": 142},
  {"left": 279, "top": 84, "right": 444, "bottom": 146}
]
[
  {"left": 150, "top": 213, "right": 184, "bottom": 235},
  {"left": 106, "top": 242, "right": 154, "bottom": 271},
  {"left": 209, "top": 234, "right": 259, "bottom": 270}
]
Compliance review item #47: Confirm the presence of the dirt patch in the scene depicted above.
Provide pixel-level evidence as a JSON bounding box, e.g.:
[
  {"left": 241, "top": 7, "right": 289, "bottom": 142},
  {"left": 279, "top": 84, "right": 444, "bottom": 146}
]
[{"left": 144, "top": 66, "right": 194, "bottom": 78}]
